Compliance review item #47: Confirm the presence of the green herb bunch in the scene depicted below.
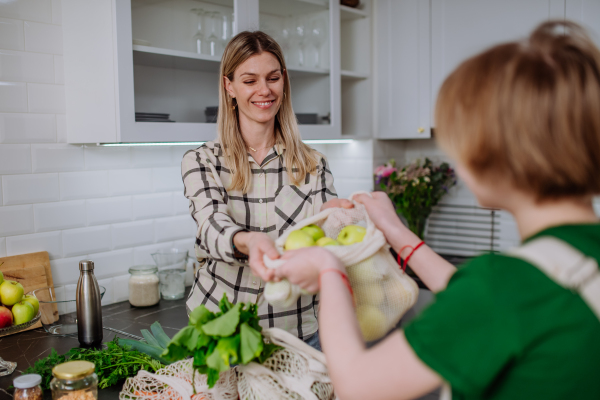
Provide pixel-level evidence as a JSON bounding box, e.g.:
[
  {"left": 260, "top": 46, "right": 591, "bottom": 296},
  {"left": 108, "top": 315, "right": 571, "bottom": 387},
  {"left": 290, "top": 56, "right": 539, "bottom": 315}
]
[
  {"left": 24, "top": 337, "right": 164, "bottom": 390},
  {"left": 375, "top": 158, "right": 457, "bottom": 239},
  {"left": 162, "top": 293, "right": 280, "bottom": 389}
]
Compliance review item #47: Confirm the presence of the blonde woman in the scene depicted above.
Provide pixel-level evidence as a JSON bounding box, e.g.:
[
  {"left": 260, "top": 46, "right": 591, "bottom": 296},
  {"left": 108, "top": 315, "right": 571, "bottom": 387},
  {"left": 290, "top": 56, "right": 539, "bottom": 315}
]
[
  {"left": 181, "top": 31, "right": 349, "bottom": 350},
  {"left": 275, "top": 21, "right": 600, "bottom": 399}
]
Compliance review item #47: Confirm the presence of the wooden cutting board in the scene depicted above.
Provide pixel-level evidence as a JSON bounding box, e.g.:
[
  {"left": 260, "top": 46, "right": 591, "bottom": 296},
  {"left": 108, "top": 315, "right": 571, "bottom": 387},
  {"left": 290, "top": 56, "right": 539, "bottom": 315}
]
[{"left": 0, "top": 251, "right": 55, "bottom": 335}]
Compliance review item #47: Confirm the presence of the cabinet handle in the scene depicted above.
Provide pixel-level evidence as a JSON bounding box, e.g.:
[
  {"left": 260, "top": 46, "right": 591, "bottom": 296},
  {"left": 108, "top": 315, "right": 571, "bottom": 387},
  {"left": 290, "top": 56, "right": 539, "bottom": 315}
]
[{"left": 417, "top": 127, "right": 425, "bottom": 134}]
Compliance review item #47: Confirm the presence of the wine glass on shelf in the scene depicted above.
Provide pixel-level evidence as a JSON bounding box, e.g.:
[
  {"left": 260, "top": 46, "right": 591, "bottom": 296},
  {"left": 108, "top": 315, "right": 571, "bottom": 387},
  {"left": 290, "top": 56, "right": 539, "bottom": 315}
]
[
  {"left": 310, "top": 16, "right": 327, "bottom": 68},
  {"left": 279, "top": 20, "right": 292, "bottom": 63},
  {"left": 206, "top": 11, "right": 222, "bottom": 57},
  {"left": 191, "top": 8, "right": 206, "bottom": 54},
  {"left": 290, "top": 17, "right": 307, "bottom": 67},
  {"left": 220, "top": 13, "right": 233, "bottom": 55}
]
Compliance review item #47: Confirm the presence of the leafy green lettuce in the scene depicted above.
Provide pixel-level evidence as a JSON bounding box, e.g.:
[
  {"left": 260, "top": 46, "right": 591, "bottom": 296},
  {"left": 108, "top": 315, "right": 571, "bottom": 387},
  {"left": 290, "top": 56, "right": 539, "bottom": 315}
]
[{"left": 162, "top": 293, "right": 279, "bottom": 388}]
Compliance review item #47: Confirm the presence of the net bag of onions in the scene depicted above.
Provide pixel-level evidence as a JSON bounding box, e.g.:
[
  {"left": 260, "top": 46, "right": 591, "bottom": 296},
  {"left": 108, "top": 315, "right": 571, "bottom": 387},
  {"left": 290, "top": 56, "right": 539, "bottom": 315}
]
[{"left": 264, "top": 192, "right": 419, "bottom": 341}]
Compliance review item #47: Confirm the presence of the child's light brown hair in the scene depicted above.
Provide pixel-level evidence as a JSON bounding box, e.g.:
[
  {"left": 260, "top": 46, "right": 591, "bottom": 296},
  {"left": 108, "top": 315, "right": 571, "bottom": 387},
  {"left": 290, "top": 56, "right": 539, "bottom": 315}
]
[{"left": 435, "top": 21, "right": 600, "bottom": 200}]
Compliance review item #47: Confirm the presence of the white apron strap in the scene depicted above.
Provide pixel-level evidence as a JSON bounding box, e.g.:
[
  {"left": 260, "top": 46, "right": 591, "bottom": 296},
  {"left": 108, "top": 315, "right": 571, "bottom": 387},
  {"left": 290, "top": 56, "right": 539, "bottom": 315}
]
[{"left": 508, "top": 237, "right": 600, "bottom": 322}]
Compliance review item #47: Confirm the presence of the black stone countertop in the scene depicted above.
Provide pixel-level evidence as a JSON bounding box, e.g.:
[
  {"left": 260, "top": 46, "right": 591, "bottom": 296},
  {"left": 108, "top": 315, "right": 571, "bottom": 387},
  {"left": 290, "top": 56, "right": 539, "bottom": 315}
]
[{"left": 0, "top": 290, "right": 190, "bottom": 399}]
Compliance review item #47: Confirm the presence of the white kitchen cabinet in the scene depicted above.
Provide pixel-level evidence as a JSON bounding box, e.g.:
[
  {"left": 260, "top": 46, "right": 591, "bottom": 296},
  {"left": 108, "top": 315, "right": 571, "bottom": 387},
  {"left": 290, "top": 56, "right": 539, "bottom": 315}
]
[
  {"left": 62, "top": 0, "right": 345, "bottom": 144},
  {"left": 374, "top": 0, "right": 569, "bottom": 140},
  {"left": 566, "top": 0, "right": 600, "bottom": 46},
  {"left": 373, "top": 0, "right": 431, "bottom": 140}
]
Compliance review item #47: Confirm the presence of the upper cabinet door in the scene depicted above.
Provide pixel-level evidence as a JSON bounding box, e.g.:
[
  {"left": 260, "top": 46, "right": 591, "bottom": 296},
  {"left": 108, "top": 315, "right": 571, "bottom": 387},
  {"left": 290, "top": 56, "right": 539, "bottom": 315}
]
[
  {"left": 431, "top": 0, "right": 566, "bottom": 119},
  {"left": 374, "top": 0, "right": 431, "bottom": 140},
  {"left": 566, "top": 0, "right": 600, "bottom": 47},
  {"left": 257, "top": 0, "right": 341, "bottom": 139}
]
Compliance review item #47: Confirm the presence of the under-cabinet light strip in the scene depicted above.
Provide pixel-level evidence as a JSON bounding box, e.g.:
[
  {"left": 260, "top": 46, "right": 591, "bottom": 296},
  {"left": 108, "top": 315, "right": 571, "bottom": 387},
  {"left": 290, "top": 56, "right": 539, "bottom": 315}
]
[{"left": 97, "top": 139, "right": 355, "bottom": 147}]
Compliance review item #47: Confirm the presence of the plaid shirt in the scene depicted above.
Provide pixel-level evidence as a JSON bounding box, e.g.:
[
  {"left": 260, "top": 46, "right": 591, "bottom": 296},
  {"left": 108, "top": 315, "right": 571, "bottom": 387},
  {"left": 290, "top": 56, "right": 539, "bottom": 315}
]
[{"left": 181, "top": 140, "right": 337, "bottom": 339}]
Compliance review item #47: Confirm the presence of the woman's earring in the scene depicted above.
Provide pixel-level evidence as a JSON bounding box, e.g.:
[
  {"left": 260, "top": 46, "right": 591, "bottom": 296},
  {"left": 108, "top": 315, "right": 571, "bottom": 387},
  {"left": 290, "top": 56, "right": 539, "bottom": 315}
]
[{"left": 231, "top": 98, "right": 237, "bottom": 110}]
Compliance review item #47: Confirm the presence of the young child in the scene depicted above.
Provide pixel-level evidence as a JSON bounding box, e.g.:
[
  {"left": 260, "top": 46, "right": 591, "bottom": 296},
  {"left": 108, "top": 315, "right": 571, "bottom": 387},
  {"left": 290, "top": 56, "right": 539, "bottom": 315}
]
[{"left": 273, "top": 20, "right": 600, "bottom": 399}]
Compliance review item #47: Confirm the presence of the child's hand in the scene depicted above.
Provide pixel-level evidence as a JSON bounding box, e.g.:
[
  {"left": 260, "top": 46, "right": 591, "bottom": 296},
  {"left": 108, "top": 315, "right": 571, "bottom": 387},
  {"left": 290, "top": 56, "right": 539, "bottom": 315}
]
[
  {"left": 354, "top": 192, "right": 403, "bottom": 237},
  {"left": 274, "top": 247, "right": 345, "bottom": 293}
]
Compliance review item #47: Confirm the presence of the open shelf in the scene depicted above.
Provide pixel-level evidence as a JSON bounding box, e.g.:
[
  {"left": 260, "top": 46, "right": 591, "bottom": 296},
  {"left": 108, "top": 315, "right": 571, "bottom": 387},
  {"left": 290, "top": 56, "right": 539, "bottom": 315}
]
[
  {"left": 132, "top": 45, "right": 330, "bottom": 77},
  {"left": 341, "top": 69, "right": 368, "bottom": 80},
  {"left": 340, "top": 5, "right": 368, "bottom": 21}
]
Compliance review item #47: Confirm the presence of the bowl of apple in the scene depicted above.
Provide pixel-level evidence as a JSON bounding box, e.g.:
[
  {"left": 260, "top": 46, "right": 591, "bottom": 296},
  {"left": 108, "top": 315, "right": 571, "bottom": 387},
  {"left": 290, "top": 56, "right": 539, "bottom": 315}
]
[{"left": 0, "top": 271, "right": 42, "bottom": 337}]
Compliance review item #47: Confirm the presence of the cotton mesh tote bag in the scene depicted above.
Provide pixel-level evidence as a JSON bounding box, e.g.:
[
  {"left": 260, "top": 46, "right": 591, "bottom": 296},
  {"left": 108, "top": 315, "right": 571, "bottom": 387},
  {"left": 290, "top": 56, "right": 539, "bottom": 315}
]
[
  {"left": 264, "top": 192, "right": 419, "bottom": 341},
  {"left": 237, "top": 328, "right": 335, "bottom": 400}
]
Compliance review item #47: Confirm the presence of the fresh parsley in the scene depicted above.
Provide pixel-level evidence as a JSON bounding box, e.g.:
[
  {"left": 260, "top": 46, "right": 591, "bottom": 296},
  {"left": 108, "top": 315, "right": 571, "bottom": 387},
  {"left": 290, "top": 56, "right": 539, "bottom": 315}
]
[{"left": 24, "top": 337, "right": 164, "bottom": 390}]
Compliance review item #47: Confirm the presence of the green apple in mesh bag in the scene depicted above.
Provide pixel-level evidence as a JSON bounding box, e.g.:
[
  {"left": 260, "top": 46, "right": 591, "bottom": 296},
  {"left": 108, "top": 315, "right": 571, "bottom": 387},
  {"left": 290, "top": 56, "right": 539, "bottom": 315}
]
[
  {"left": 316, "top": 237, "right": 340, "bottom": 247},
  {"left": 284, "top": 230, "right": 316, "bottom": 250},
  {"left": 337, "top": 225, "right": 366, "bottom": 245},
  {"left": 300, "top": 224, "right": 325, "bottom": 241}
]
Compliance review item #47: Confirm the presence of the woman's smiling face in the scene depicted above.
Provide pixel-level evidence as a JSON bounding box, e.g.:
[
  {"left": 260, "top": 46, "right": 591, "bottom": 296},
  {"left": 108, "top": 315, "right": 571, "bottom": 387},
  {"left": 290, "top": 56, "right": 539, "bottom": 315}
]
[{"left": 224, "top": 52, "right": 285, "bottom": 126}]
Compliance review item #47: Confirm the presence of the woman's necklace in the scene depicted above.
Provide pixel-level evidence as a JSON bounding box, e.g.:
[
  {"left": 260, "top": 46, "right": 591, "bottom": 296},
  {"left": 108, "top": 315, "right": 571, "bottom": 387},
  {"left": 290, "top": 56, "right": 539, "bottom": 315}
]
[{"left": 247, "top": 142, "right": 274, "bottom": 152}]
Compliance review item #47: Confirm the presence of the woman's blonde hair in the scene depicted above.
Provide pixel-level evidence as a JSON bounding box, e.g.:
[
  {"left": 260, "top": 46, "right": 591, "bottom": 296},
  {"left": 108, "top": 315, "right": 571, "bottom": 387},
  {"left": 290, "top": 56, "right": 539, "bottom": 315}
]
[
  {"left": 435, "top": 21, "right": 600, "bottom": 200},
  {"left": 218, "top": 31, "right": 318, "bottom": 193}
]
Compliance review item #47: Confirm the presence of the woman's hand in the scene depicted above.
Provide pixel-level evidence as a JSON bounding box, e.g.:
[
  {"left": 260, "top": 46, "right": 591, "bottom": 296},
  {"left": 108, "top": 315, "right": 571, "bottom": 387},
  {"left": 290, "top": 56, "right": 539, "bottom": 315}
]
[
  {"left": 274, "top": 247, "right": 345, "bottom": 293},
  {"left": 234, "top": 232, "right": 280, "bottom": 281},
  {"left": 321, "top": 198, "right": 354, "bottom": 211}
]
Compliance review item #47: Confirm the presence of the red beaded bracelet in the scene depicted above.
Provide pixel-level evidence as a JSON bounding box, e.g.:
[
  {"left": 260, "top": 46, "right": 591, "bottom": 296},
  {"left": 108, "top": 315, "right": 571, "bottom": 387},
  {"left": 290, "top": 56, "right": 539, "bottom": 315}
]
[
  {"left": 319, "top": 268, "right": 354, "bottom": 297},
  {"left": 397, "top": 241, "right": 425, "bottom": 271}
]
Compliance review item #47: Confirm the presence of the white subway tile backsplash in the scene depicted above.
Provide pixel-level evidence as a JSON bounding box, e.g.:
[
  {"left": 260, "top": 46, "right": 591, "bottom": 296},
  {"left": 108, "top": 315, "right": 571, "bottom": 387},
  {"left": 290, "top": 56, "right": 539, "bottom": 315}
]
[
  {"left": 132, "top": 147, "right": 172, "bottom": 168},
  {"left": 0, "top": 113, "right": 56, "bottom": 143},
  {"left": 0, "top": 50, "right": 54, "bottom": 83},
  {"left": 173, "top": 192, "right": 189, "bottom": 215},
  {"left": 34, "top": 200, "right": 86, "bottom": 232},
  {"left": 24, "top": 21, "right": 62, "bottom": 54},
  {"left": 326, "top": 140, "right": 373, "bottom": 160},
  {"left": 88, "top": 248, "right": 134, "bottom": 280},
  {"left": 84, "top": 146, "right": 131, "bottom": 170},
  {"left": 328, "top": 159, "right": 373, "bottom": 180},
  {"left": 153, "top": 167, "right": 183, "bottom": 192},
  {"left": 62, "top": 225, "right": 111, "bottom": 257},
  {"left": 6, "top": 230, "right": 61, "bottom": 259},
  {"left": 171, "top": 146, "right": 197, "bottom": 166},
  {"left": 0, "top": 81, "right": 27, "bottom": 112},
  {"left": 132, "top": 193, "right": 173, "bottom": 220},
  {"left": 333, "top": 178, "right": 373, "bottom": 199},
  {"left": 28, "top": 83, "right": 65, "bottom": 113},
  {"left": 172, "top": 238, "right": 195, "bottom": 257},
  {"left": 0, "top": 238, "right": 6, "bottom": 257},
  {"left": 54, "top": 55, "right": 64, "bottom": 84},
  {"left": 56, "top": 114, "right": 66, "bottom": 143},
  {"left": 59, "top": 170, "right": 108, "bottom": 200},
  {"left": 0, "top": 144, "right": 31, "bottom": 174},
  {"left": 109, "top": 168, "right": 152, "bottom": 196},
  {"left": 2, "top": 173, "right": 59, "bottom": 205},
  {"left": 133, "top": 242, "right": 175, "bottom": 266},
  {"left": 32, "top": 144, "right": 84, "bottom": 172},
  {"left": 63, "top": 284, "right": 77, "bottom": 312},
  {"left": 155, "top": 215, "right": 193, "bottom": 242},
  {"left": 112, "top": 220, "right": 155, "bottom": 249},
  {"left": 0, "top": 18, "right": 24, "bottom": 51},
  {"left": 112, "top": 274, "right": 130, "bottom": 303},
  {"left": 0, "top": 205, "right": 34, "bottom": 236},
  {"left": 51, "top": 0, "right": 61, "bottom": 25},
  {"left": 97, "top": 278, "right": 113, "bottom": 305},
  {"left": 0, "top": 0, "right": 52, "bottom": 23},
  {"left": 86, "top": 196, "right": 132, "bottom": 226},
  {"left": 49, "top": 256, "right": 83, "bottom": 285}
]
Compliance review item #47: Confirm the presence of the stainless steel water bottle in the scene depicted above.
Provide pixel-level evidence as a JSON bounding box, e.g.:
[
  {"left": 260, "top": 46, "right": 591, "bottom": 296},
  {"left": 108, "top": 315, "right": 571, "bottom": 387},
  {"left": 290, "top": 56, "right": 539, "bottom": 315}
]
[{"left": 76, "top": 260, "right": 103, "bottom": 346}]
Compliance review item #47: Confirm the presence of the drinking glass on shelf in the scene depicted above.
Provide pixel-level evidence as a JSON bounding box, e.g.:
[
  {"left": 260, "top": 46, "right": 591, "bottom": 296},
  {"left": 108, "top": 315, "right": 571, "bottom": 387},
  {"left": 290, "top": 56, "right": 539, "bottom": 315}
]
[
  {"left": 220, "top": 13, "right": 233, "bottom": 54},
  {"left": 279, "top": 20, "right": 292, "bottom": 63},
  {"left": 191, "top": 8, "right": 206, "bottom": 54},
  {"left": 207, "top": 11, "right": 222, "bottom": 56},
  {"left": 310, "top": 16, "right": 327, "bottom": 68}
]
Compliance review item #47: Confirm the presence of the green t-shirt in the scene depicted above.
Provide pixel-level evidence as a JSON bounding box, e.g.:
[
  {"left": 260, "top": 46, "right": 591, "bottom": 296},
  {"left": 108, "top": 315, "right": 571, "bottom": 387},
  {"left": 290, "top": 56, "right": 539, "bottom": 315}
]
[{"left": 404, "top": 224, "right": 600, "bottom": 399}]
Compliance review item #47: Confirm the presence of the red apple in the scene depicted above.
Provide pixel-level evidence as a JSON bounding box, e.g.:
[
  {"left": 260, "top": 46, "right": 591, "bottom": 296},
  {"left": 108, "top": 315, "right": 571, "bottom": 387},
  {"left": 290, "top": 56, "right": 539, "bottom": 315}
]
[{"left": 0, "top": 305, "right": 13, "bottom": 328}]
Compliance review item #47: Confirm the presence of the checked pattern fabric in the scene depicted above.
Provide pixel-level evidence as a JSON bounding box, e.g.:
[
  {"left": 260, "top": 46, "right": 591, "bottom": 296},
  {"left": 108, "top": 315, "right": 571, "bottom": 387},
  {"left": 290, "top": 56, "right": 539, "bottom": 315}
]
[{"left": 181, "top": 140, "right": 337, "bottom": 339}]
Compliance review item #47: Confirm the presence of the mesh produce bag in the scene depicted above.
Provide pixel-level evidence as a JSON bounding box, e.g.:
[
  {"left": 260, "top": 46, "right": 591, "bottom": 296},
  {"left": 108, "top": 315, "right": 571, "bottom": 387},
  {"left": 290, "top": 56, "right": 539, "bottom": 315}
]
[
  {"left": 119, "top": 358, "right": 238, "bottom": 400},
  {"left": 237, "top": 328, "right": 335, "bottom": 400},
  {"left": 264, "top": 192, "right": 419, "bottom": 341}
]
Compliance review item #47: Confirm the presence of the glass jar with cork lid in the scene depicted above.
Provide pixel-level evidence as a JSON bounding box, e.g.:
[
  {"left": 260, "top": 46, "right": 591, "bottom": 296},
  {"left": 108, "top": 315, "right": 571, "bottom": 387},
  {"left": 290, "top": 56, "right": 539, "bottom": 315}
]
[
  {"left": 50, "top": 360, "right": 97, "bottom": 400},
  {"left": 128, "top": 265, "right": 160, "bottom": 307}
]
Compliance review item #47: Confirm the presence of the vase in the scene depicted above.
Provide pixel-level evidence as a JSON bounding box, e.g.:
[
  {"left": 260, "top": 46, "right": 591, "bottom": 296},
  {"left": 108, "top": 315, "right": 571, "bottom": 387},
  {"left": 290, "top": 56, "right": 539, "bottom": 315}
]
[{"left": 407, "top": 217, "right": 427, "bottom": 240}]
